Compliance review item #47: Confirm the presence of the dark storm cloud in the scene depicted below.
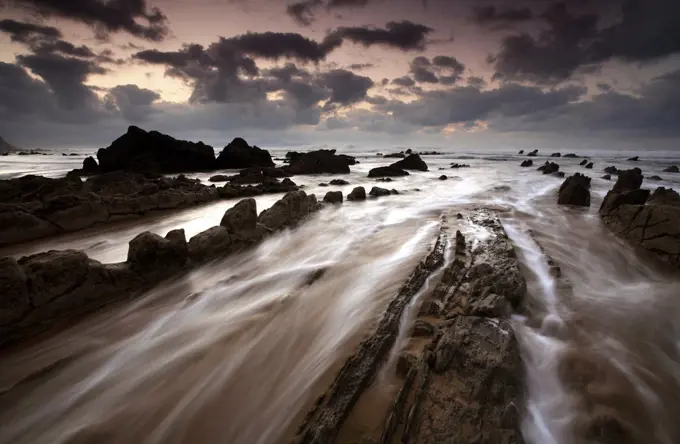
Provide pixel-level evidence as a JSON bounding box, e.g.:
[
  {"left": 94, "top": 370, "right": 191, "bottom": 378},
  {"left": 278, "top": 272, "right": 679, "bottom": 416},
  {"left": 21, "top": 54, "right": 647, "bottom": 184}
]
[
  {"left": 410, "top": 56, "right": 438, "bottom": 83},
  {"left": 287, "top": 0, "right": 323, "bottom": 26},
  {"left": 0, "top": 19, "right": 61, "bottom": 42},
  {"left": 407, "top": 55, "right": 465, "bottom": 84},
  {"left": 348, "top": 63, "right": 374, "bottom": 70},
  {"left": 329, "top": 21, "right": 433, "bottom": 51},
  {"left": 0, "top": 62, "right": 56, "bottom": 119},
  {"left": 320, "top": 69, "right": 373, "bottom": 106},
  {"left": 472, "top": 5, "right": 533, "bottom": 26},
  {"left": 106, "top": 84, "right": 160, "bottom": 121},
  {"left": 7, "top": 0, "right": 169, "bottom": 41},
  {"left": 33, "top": 40, "right": 98, "bottom": 58},
  {"left": 391, "top": 76, "right": 415, "bottom": 87}
]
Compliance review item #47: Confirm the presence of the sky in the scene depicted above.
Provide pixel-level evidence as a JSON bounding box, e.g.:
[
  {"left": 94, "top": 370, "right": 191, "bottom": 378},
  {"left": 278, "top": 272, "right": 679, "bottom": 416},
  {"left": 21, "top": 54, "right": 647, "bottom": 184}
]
[{"left": 1, "top": 0, "right": 679, "bottom": 151}]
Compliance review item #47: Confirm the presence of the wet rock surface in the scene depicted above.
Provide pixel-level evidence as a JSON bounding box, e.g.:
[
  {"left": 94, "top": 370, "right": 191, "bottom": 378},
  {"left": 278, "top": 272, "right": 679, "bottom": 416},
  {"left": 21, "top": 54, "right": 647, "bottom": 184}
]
[
  {"left": 347, "top": 187, "right": 366, "bottom": 201},
  {"left": 558, "top": 173, "right": 592, "bottom": 206},
  {"left": 294, "top": 210, "right": 526, "bottom": 444},
  {"left": 285, "top": 150, "right": 355, "bottom": 175}
]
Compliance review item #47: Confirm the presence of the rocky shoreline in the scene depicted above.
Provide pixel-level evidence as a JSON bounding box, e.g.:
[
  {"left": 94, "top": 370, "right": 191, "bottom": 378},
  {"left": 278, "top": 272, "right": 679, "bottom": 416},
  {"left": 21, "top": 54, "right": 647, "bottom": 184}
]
[{"left": 294, "top": 209, "right": 526, "bottom": 444}]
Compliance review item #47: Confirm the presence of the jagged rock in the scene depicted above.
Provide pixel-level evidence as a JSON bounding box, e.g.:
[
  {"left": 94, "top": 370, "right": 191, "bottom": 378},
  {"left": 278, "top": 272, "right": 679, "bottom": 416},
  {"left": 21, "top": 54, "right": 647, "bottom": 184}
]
[
  {"left": 550, "top": 152, "right": 562, "bottom": 157},
  {"left": 412, "top": 319, "right": 436, "bottom": 337},
  {"left": 0, "top": 257, "right": 29, "bottom": 325},
  {"left": 369, "top": 187, "right": 391, "bottom": 198},
  {"left": 226, "top": 167, "right": 290, "bottom": 184},
  {"left": 258, "top": 190, "right": 315, "bottom": 230},
  {"left": 347, "top": 187, "right": 366, "bottom": 201},
  {"left": 285, "top": 150, "right": 353, "bottom": 175},
  {"left": 209, "top": 175, "right": 230, "bottom": 182},
  {"left": 323, "top": 191, "right": 343, "bottom": 204},
  {"left": 40, "top": 193, "right": 109, "bottom": 231},
  {"left": 663, "top": 165, "right": 679, "bottom": 173},
  {"left": 188, "top": 226, "right": 232, "bottom": 262},
  {"left": 368, "top": 166, "right": 409, "bottom": 178},
  {"left": 220, "top": 198, "right": 258, "bottom": 233},
  {"left": 383, "top": 152, "right": 406, "bottom": 158},
  {"left": 612, "top": 168, "right": 643, "bottom": 192},
  {"left": 649, "top": 175, "right": 663, "bottom": 181},
  {"left": 391, "top": 154, "right": 428, "bottom": 171},
  {"left": 18, "top": 250, "right": 90, "bottom": 307},
  {"left": 96, "top": 126, "right": 215, "bottom": 173},
  {"left": 527, "top": 149, "right": 538, "bottom": 157},
  {"left": 520, "top": 160, "right": 533, "bottom": 167},
  {"left": 127, "top": 231, "right": 188, "bottom": 278},
  {"left": 439, "top": 175, "right": 448, "bottom": 180},
  {"left": 627, "top": 156, "right": 639, "bottom": 161},
  {"left": 329, "top": 179, "right": 349, "bottom": 186},
  {"left": 580, "top": 159, "right": 588, "bottom": 166},
  {"left": 450, "top": 163, "right": 470, "bottom": 168},
  {"left": 558, "top": 173, "right": 591, "bottom": 206},
  {"left": 518, "top": 150, "right": 524, "bottom": 154},
  {"left": 538, "top": 162, "right": 559, "bottom": 174},
  {"left": 599, "top": 189, "right": 650, "bottom": 216},
  {"left": 215, "top": 138, "right": 274, "bottom": 169},
  {"left": 603, "top": 174, "right": 612, "bottom": 180},
  {"left": 82, "top": 156, "right": 99, "bottom": 174},
  {"left": 647, "top": 187, "right": 680, "bottom": 206},
  {"left": 585, "top": 162, "right": 594, "bottom": 169}
]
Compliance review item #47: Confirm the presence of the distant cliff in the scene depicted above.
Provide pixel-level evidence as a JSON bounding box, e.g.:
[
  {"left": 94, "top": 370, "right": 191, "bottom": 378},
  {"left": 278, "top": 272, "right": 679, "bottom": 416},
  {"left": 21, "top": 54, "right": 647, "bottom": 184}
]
[{"left": 0, "top": 136, "right": 19, "bottom": 154}]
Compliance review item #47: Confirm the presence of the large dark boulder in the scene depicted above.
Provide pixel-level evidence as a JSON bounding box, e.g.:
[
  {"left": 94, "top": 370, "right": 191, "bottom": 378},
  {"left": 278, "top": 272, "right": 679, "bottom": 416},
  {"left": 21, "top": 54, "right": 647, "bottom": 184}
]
[
  {"left": 391, "top": 154, "right": 428, "bottom": 171},
  {"left": 323, "top": 191, "right": 343, "bottom": 204},
  {"left": 127, "top": 230, "right": 188, "bottom": 278},
  {"left": 537, "top": 162, "right": 559, "bottom": 174},
  {"left": 258, "top": 190, "right": 318, "bottom": 230},
  {"left": 347, "top": 187, "right": 366, "bottom": 201},
  {"left": 585, "top": 162, "right": 594, "bottom": 169},
  {"left": 220, "top": 198, "right": 258, "bottom": 233},
  {"left": 82, "top": 156, "right": 99, "bottom": 174},
  {"left": 215, "top": 138, "right": 274, "bottom": 169},
  {"left": 604, "top": 166, "right": 618, "bottom": 174},
  {"left": 285, "top": 149, "right": 353, "bottom": 175},
  {"left": 368, "top": 166, "right": 410, "bottom": 178},
  {"left": 520, "top": 160, "right": 533, "bottom": 167},
  {"left": 558, "top": 173, "right": 591, "bottom": 206},
  {"left": 612, "top": 167, "right": 643, "bottom": 192},
  {"left": 97, "top": 126, "right": 216, "bottom": 173}
]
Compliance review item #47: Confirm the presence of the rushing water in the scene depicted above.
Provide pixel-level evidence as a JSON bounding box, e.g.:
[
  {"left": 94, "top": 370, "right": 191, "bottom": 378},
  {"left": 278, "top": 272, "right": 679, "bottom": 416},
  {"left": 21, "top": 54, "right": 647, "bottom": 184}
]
[{"left": 1, "top": 148, "right": 680, "bottom": 444}]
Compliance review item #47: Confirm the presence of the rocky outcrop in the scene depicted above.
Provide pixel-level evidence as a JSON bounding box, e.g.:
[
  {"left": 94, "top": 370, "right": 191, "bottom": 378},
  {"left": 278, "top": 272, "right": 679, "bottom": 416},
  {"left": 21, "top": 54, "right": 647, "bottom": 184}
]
[
  {"left": 222, "top": 167, "right": 291, "bottom": 184},
  {"left": 215, "top": 138, "right": 274, "bottom": 169},
  {"left": 95, "top": 126, "right": 216, "bottom": 173},
  {"left": 368, "top": 166, "right": 409, "bottom": 178},
  {"left": 580, "top": 159, "right": 588, "bottom": 166},
  {"left": 604, "top": 165, "right": 619, "bottom": 175},
  {"left": 439, "top": 175, "right": 447, "bottom": 180},
  {"left": 649, "top": 175, "right": 663, "bottom": 181},
  {"left": 627, "top": 156, "right": 639, "bottom": 161},
  {"left": 329, "top": 179, "right": 349, "bottom": 186},
  {"left": 450, "top": 163, "right": 470, "bottom": 168},
  {"left": 585, "top": 162, "right": 594, "bottom": 169},
  {"left": 520, "top": 160, "right": 533, "bottom": 167},
  {"left": 518, "top": 150, "right": 524, "bottom": 154},
  {"left": 663, "top": 165, "right": 679, "bottom": 173},
  {"left": 538, "top": 162, "right": 559, "bottom": 174},
  {"left": 558, "top": 173, "right": 591, "bottom": 206},
  {"left": 563, "top": 153, "right": 578, "bottom": 158},
  {"left": 391, "top": 154, "right": 428, "bottom": 171},
  {"left": 551, "top": 152, "right": 562, "bottom": 157},
  {"left": 347, "top": 187, "right": 366, "bottom": 201},
  {"left": 527, "top": 149, "right": 538, "bottom": 156},
  {"left": 600, "top": 172, "right": 680, "bottom": 270},
  {"left": 0, "top": 192, "right": 321, "bottom": 346},
  {"left": 323, "top": 191, "right": 343, "bottom": 204},
  {"left": 285, "top": 150, "right": 355, "bottom": 175},
  {"left": 369, "top": 187, "right": 391, "bottom": 198}
]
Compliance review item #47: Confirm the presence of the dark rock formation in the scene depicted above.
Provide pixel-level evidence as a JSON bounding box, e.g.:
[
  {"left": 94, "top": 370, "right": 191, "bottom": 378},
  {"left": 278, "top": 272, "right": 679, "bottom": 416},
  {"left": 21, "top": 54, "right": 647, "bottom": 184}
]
[
  {"left": 383, "top": 152, "right": 406, "bottom": 158},
  {"left": 580, "top": 159, "right": 588, "bottom": 166},
  {"left": 96, "top": 126, "right": 216, "bottom": 173},
  {"left": 603, "top": 174, "right": 612, "bottom": 180},
  {"left": 323, "top": 191, "right": 343, "bottom": 204},
  {"left": 558, "top": 173, "right": 591, "bottom": 206},
  {"left": 649, "top": 175, "right": 663, "bottom": 181},
  {"left": 604, "top": 166, "right": 619, "bottom": 174},
  {"left": 551, "top": 152, "right": 562, "bottom": 157},
  {"left": 585, "top": 162, "right": 594, "bottom": 169},
  {"left": 82, "top": 156, "right": 99, "bottom": 174},
  {"left": 347, "top": 187, "right": 366, "bottom": 201},
  {"left": 612, "top": 167, "right": 643, "bottom": 192},
  {"left": 627, "top": 156, "right": 639, "bottom": 161},
  {"left": 527, "top": 149, "right": 538, "bottom": 157},
  {"left": 329, "top": 179, "right": 349, "bottom": 186},
  {"left": 258, "top": 191, "right": 319, "bottom": 231},
  {"left": 521, "top": 160, "right": 533, "bottom": 167},
  {"left": 215, "top": 137, "right": 274, "bottom": 169},
  {"left": 224, "top": 167, "right": 290, "bottom": 184},
  {"left": 518, "top": 150, "right": 524, "bottom": 154},
  {"left": 563, "top": 153, "right": 578, "bottom": 158},
  {"left": 663, "top": 165, "right": 679, "bottom": 173},
  {"left": 209, "top": 175, "right": 229, "bottom": 182},
  {"left": 285, "top": 150, "right": 354, "bottom": 175},
  {"left": 439, "top": 175, "right": 447, "bottom": 180},
  {"left": 368, "top": 166, "right": 410, "bottom": 178},
  {"left": 127, "top": 230, "right": 188, "bottom": 279},
  {"left": 391, "top": 154, "right": 428, "bottom": 171},
  {"left": 219, "top": 198, "right": 257, "bottom": 233},
  {"left": 538, "top": 162, "right": 559, "bottom": 175},
  {"left": 450, "top": 163, "right": 470, "bottom": 168},
  {"left": 369, "top": 187, "right": 391, "bottom": 198}
]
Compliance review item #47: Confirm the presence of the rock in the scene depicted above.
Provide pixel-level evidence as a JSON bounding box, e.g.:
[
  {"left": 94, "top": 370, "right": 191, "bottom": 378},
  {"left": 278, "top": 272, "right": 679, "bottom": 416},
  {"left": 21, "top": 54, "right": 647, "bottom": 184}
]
[
  {"left": 188, "top": 226, "right": 232, "bottom": 262},
  {"left": 396, "top": 353, "right": 417, "bottom": 379},
  {"left": 550, "top": 152, "right": 562, "bottom": 157},
  {"left": 0, "top": 206, "right": 59, "bottom": 245},
  {"left": 563, "top": 153, "right": 578, "bottom": 158},
  {"left": 527, "top": 149, "right": 538, "bottom": 157},
  {"left": 412, "top": 319, "right": 436, "bottom": 337},
  {"left": 555, "top": 171, "right": 566, "bottom": 178},
  {"left": 368, "top": 166, "right": 409, "bottom": 178},
  {"left": 612, "top": 168, "right": 643, "bottom": 192},
  {"left": 209, "top": 175, "right": 230, "bottom": 182},
  {"left": 520, "top": 160, "right": 533, "bottom": 167},
  {"left": 323, "top": 191, "right": 343, "bottom": 204},
  {"left": 558, "top": 173, "right": 591, "bottom": 206},
  {"left": 127, "top": 231, "right": 188, "bottom": 278},
  {"left": 18, "top": 250, "right": 90, "bottom": 307},
  {"left": 603, "top": 174, "right": 611, "bottom": 180},
  {"left": 225, "top": 167, "right": 291, "bottom": 184},
  {"left": 518, "top": 150, "right": 524, "bottom": 155},
  {"left": 376, "top": 177, "right": 393, "bottom": 182},
  {"left": 647, "top": 187, "right": 680, "bottom": 206},
  {"left": 40, "top": 193, "right": 109, "bottom": 231},
  {"left": 383, "top": 152, "right": 406, "bottom": 158},
  {"left": 599, "top": 188, "right": 650, "bottom": 216},
  {"left": 96, "top": 125, "right": 216, "bottom": 173},
  {"left": 347, "top": 187, "right": 366, "bottom": 201},
  {"left": 455, "top": 230, "right": 466, "bottom": 253},
  {"left": 649, "top": 175, "right": 663, "bottom": 181},
  {"left": 627, "top": 156, "right": 639, "bottom": 161},
  {"left": 450, "top": 163, "right": 470, "bottom": 168},
  {"left": 285, "top": 150, "right": 353, "bottom": 175},
  {"left": 604, "top": 166, "right": 618, "bottom": 174},
  {"left": 0, "top": 257, "right": 29, "bottom": 325},
  {"left": 214, "top": 137, "right": 274, "bottom": 169},
  {"left": 538, "top": 162, "right": 559, "bottom": 175},
  {"left": 220, "top": 198, "right": 258, "bottom": 233},
  {"left": 585, "top": 162, "right": 594, "bottom": 169},
  {"left": 258, "top": 190, "right": 315, "bottom": 230},
  {"left": 391, "top": 154, "right": 428, "bottom": 171},
  {"left": 329, "top": 179, "right": 349, "bottom": 186},
  {"left": 369, "top": 187, "right": 391, "bottom": 198},
  {"left": 319, "top": 183, "right": 329, "bottom": 187},
  {"left": 580, "top": 159, "right": 588, "bottom": 166},
  {"left": 82, "top": 156, "right": 99, "bottom": 174},
  {"left": 439, "top": 175, "right": 448, "bottom": 180},
  {"left": 663, "top": 165, "right": 679, "bottom": 173},
  {"left": 390, "top": 189, "right": 399, "bottom": 195}
]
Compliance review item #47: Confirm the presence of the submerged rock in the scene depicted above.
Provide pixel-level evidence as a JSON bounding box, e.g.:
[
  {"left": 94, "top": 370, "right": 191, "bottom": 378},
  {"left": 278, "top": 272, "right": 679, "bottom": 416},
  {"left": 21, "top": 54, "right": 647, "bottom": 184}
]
[
  {"left": 558, "top": 173, "right": 591, "bottom": 206},
  {"left": 520, "top": 160, "right": 533, "bottom": 167},
  {"left": 347, "top": 187, "right": 366, "bottom": 201},
  {"left": 663, "top": 165, "right": 679, "bottom": 173},
  {"left": 368, "top": 166, "right": 409, "bottom": 178},
  {"left": 563, "top": 153, "right": 578, "bottom": 158},
  {"left": 649, "top": 175, "right": 663, "bottom": 181},
  {"left": 209, "top": 175, "right": 230, "bottom": 182},
  {"left": 329, "top": 179, "right": 349, "bottom": 186},
  {"left": 604, "top": 166, "right": 618, "bottom": 175},
  {"left": 627, "top": 156, "right": 639, "bottom": 161},
  {"left": 603, "top": 174, "right": 612, "bottom": 180}
]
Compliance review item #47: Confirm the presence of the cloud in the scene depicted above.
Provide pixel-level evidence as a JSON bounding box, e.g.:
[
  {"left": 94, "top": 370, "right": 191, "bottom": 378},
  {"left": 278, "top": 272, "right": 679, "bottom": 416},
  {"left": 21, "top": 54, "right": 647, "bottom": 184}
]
[
  {"left": 329, "top": 21, "right": 433, "bottom": 51},
  {"left": 472, "top": 5, "right": 533, "bottom": 26},
  {"left": 105, "top": 84, "right": 160, "bottom": 121},
  {"left": 327, "top": 0, "right": 371, "bottom": 7},
  {"left": 0, "top": 18, "right": 61, "bottom": 42},
  {"left": 7, "top": 0, "right": 169, "bottom": 41},
  {"left": 320, "top": 69, "right": 373, "bottom": 107},
  {"left": 407, "top": 55, "right": 465, "bottom": 84},
  {"left": 287, "top": 0, "right": 323, "bottom": 26},
  {"left": 391, "top": 76, "right": 415, "bottom": 87}
]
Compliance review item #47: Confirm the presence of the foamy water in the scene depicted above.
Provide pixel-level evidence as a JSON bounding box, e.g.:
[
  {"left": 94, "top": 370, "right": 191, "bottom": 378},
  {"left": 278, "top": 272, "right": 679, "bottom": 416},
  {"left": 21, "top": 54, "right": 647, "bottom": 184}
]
[{"left": 1, "top": 149, "right": 680, "bottom": 443}]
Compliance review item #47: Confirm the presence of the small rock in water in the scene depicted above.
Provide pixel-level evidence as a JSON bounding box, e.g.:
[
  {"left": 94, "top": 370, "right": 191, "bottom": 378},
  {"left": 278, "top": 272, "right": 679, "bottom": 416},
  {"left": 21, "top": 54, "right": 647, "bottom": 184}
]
[
  {"left": 550, "top": 152, "right": 562, "bottom": 157},
  {"left": 456, "top": 213, "right": 464, "bottom": 219},
  {"left": 347, "top": 186, "right": 366, "bottom": 201},
  {"left": 604, "top": 165, "right": 618, "bottom": 174},
  {"left": 649, "top": 175, "right": 663, "bottom": 181},
  {"left": 318, "top": 183, "right": 329, "bottom": 187},
  {"left": 602, "top": 174, "right": 611, "bottom": 180},
  {"left": 520, "top": 160, "right": 533, "bottom": 167},
  {"left": 518, "top": 150, "right": 524, "bottom": 154},
  {"left": 580, "top": 159, "right": 588, "bottom": 166},
  {"left": 369, "top": 186, "right": 390, "bottom": 198},
  {"left": 455, "top": 230, "right": 466, "bottom": 253},
  {"left": 209, "top": 175, "right": 229, "bottom": 182},
  {"left": 627, "top": 156, "right": 639, "bottom": 161},
  {"left": 585, "top": 162, "right": 594, "bottom": 169},
  {"left": 323, "top": 191, "right": 343, "bottom": 204},
  {"left": 663, "top": 165, "right": 679, "bottom": 173},
  {"left": 538, "top": 162, "right": 559, "bottom": 175},
  {"left": 527, "top": 149, "right": 538, "bottom": 157},
  {"left": 439, "top": 175, "right": 448, "bottom": 180},
  {"left": 329, "top": 179, "right": 349, "bottom": 185}
]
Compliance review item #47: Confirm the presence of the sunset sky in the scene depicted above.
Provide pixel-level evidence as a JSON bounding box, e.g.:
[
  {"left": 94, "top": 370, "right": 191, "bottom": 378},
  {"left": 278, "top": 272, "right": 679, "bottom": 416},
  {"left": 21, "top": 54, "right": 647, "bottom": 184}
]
[{"left": 1, "top": 0, "right": 679, "bottom": 150}]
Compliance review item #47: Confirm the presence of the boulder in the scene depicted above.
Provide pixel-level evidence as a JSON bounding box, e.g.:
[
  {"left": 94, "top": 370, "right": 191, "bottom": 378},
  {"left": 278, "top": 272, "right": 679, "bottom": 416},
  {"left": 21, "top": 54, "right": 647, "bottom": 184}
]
[
  {"left": 285, "top": 150, "right": 353, "bottom": 175},
  {"left": 627, "top": 156, "right": 639, "bottom": 161},
  {"left": 329, "top": 179, "right": 349, "bottom": 186},
  {"left": 612, "top": 168, "right": 643, "bottom": 192},
  {"left": 0, "top": 257, "right": 29, "bottom": 325},
  {"left": 127, "top": 231, "right": 188, "bottom": 278},
  {"left": 383, "top": 152, "right": 406, "bottom": 158},
  {"left": 391, "top": 154, "right": 428, "bottom": 171},
  {"left": 258, "top": 190, "right": 314, "bottom": 230},
  {"left": 18, "top": 250, "right": 90, "bottom": 307},
  {"left": 558, "top": 173, "right": 591, "bottom": 206},
  {"left": 649, "top": 175, "right": 663, "bottom": 181},
  {"left": 580, "top": 159, "right": 588, "bottom": 166},
  {"left": 439, "top": 175, "right": 448, "bottom": 180},
  {"left": 368, "top": 166, "right": 410, "bottom": 178},
  {"left": 347, "top": 187, "right": 366, "bottom": 201},
  {"left": 96, "top": 126, "right": 216, "bottom": 173},
  {"left": 450, "top": 163, "right": 470, "bottom": 168},
  {"left": 369, "top": 187, "right": 391, "bottom": 198},
  {"left": 520, "top": 160, "right": 533, "bottom": 167},
  {"left": 663, "top": 165, "right": 679, "bottom": 173},
  {"left": 220, "top": 198, "right": 258, "bottom": 233},
  {"left": 599, "top": 189, "right": 650, "bottom": 216},
  {"left": 647, "top": 188, "right": 680, "bottom": 206},
  {"left": 0, "top": 206, "right": 58, "bottom": 245},
  {"left": 603, "top": 174, "right": 611, "bottom": 180},
  {"left": 550, "top": 152, "right": 561, "bottom": 157},
  {"left": 604, "top": 166, "right": 618, "bottom": 174},
  {"left": 518, "top": 150, "right": 524, "bottom": 154},
  {"left": 82, "top": 156, "right": 99, "bottom": 174},
  {"left": 585, "top": 162, "right": 594, "bottom": 169},
  {"left": 209, "top": 175, "right": 230, "bottom": 182},
  {"left": 323, "top": 191, "right": 343, "bottom": 204},
  {"left": 188, "top": 226, "right": 232, "bottom": 262},
  {"left": 215, "top": 138, "right": 274, "bottom": 169},
  {"left": 537, "top": 162, "right": 559, "bottom": 175},
  {"left": 563, "top": 153, "right": 578, "bottom": 158},
  {"left": 527, "top": 149, "right": 538, "bottom": 157}
]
